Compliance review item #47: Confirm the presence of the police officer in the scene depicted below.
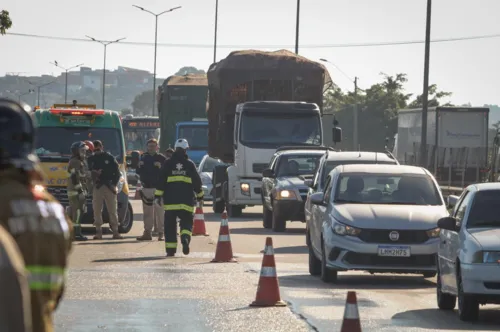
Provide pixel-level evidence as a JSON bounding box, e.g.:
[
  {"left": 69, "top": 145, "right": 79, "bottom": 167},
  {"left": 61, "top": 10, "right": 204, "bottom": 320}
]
[
  {"left": 137, "top": 139, "right": 166, "bottom": 241},
  {"left": 154, "top": 139, "right": 203, "bottom": 256},
  {"left": 0, "top": 225, "right": 32, "bottom": 332},
  {"left": 67, "top": 141, "right": 89, "bottom": 241},
  {"left": 0, "top": 98, "right": 73, "bottom": 332},
  {"left": 88, "top": 140, "right": 123, "bottom": 240}
]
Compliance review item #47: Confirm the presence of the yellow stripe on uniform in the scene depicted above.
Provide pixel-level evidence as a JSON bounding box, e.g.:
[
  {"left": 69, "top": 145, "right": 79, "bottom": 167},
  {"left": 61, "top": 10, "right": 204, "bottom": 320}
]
[
  {"left": 26, "top": 265, "right": 65, "bottom": 291},
  {"left": 167, "top": 176, "right": 192, "bottom": 184},
  {"left": 165, "top": 242, "right": 177, "bottom": 249},
  {"left": 154, "top": 189, "right": 164, "bottom": 196},
  {"left": 163, "top": 204, "right": 194, "bottom": 213},
  {"left": 196, "top": 191, "right": 204, "bottom": 198},
  {"left": 180, "top": 229, "right": 192, "bottom": 236}
]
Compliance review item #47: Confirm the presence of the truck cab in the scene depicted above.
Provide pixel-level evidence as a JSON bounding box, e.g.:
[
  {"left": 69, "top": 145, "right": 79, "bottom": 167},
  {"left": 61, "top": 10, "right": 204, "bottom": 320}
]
[{"left": 175, "top": 118, "right": 208, "bottom": 166}]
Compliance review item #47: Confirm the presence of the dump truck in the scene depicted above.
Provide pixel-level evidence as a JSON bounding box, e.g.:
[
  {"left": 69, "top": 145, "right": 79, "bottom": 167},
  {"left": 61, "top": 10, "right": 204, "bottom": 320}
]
[
  {"left": 157, "top": 74, "right": 208, "bottom": 151},
  {"left": 207, "top": 49, "right": 340, "bottom": 217}
]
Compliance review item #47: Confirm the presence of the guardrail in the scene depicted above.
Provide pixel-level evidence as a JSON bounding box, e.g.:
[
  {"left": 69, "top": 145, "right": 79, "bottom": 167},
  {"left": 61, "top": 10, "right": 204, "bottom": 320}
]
[{"left": 440, "top": 185, "right": 463, "bottom": 198}]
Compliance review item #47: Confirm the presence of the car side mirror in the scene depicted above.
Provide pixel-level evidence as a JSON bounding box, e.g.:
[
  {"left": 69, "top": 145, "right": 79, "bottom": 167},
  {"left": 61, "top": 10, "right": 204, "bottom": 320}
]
[
  {"left": 310, "top": 192, "right": 325, "bottom": 206},
  {"left": 304, "top": 179, "right": 314, "bottom": 188},
  {"left": 437, "top": 216, "right": 458, "bottom": 231},
  {"left": 262, "top": 168, "right": 275, "bottom": 178},
  {"left": 130, "top": 151, "right": 140, "bottom": 169},
  {"left": 447, "top": 195, "right": 459, "bottom": 209}
]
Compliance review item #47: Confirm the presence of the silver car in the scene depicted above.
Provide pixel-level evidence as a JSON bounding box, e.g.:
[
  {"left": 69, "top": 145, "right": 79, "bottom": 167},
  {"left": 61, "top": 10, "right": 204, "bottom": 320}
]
[
  {"left": 198, "top": 154, "right": 224, "bottom": 201},
  {"left": 307, "top": 164, "right": 448, "bottom": 282}
]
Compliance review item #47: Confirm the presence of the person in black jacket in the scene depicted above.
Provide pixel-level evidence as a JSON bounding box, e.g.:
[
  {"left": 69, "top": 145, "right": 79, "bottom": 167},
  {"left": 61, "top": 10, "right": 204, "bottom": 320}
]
[
  {"left": 88, "top": 140, "right": 123, "bottom": 240},
  {"left": 154, "top": 139, "right": 203, "bottom": 256},
  {"left": 136, "top": 139, "right": 167, "bottom": 241}
]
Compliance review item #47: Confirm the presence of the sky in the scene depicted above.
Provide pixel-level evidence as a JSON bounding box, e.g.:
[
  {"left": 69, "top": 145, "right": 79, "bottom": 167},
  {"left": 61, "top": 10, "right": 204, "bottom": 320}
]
[{"left": 1, "top": 0, "right": 499, "bottom": 106}]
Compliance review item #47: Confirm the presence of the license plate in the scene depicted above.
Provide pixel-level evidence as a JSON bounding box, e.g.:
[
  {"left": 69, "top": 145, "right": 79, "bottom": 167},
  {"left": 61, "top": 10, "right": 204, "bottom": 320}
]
[{"left": 378, "top": 245, "right": 411, "bottom": 257}]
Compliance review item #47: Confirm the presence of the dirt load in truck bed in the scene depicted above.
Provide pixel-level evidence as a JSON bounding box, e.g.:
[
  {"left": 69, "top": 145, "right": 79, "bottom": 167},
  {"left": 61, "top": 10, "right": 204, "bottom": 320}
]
[{"left": 207, "top": 49, "right": 332, "bottom": 162}]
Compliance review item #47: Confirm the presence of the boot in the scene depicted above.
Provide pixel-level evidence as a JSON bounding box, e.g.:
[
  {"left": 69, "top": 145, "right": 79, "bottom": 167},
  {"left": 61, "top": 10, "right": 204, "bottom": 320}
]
[
  {"left": 181, "top": 234, "right": 190, "bottom": 255},
  {"left": 158, "top": 232, "right": 164, "bottom": 241},
  {"left": 74, "top": 226, "right": 88, "bottom": 241},
  {"left": 112, "top": 231, "right": 124, "bottom": 240},
  {"left": 137, "top": 232, "right": 152, "bottom": 241},
  {"left": 166, "top": 249, "right": 176, "bottom": 257},
  {"left": 152, "top": 231, "right": 159, "bottom": 236},
  {"left": 93, "top": 227, "right": 102, "bottom": 240}
]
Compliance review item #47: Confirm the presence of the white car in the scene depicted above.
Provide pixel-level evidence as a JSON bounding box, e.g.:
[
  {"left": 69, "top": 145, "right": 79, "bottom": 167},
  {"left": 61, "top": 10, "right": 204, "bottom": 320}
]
[
  {"left": 198, "top": 154, "right": 224, "bottom": 200},
  {"left": 436, "top": 183, "right": 500, "bottom": 321}
]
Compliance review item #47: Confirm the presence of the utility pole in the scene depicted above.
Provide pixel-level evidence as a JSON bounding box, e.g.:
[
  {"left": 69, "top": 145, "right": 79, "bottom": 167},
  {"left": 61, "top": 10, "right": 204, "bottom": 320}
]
[
  {"left": 420, "top": 0, "right": 432, "bottom": 168},
  {"left": 86, "top": 36, "right": 126, "bottom": 109},
  {"left": 353, "top": 77, "right": 359, "bottom": 150},
  {"left": 27, "top": 80, "right": 57, "bottom": 107},
  {"left": 294, "top": 0, "right": 300, "bottom": 54},
  {"left": 213, "top": 0, "right": 219, "bottom": 63},
  {"left": 50, "top": 61, "right": 84, "bottom": 103},
  {"left": 133, "top": 5, "right": 181, "bottom": 115}
]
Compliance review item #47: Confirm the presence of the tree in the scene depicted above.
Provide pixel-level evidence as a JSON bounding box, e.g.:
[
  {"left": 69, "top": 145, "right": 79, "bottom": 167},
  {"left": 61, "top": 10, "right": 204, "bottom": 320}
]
[
  {"left": 131, "top": 90, "right": 154, "bottom": 114},
  {"left": 0, "top": 10, "right": 12, "bottom": 35},
  {"left": 408, "top": 84, "right": 453, "bottom": 108},
  {"left": 174, "top": 66, "right": 205, "bottom": 76}
]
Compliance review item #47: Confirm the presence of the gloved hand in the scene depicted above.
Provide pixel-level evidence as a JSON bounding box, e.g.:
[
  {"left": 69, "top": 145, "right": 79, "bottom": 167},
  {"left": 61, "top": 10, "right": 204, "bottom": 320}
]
[
  {"left": 197, "top": 195, "right": 204, "bottom": 202},
  {"left": 154, "top": 196, "right": 162, "bottom": 207}
]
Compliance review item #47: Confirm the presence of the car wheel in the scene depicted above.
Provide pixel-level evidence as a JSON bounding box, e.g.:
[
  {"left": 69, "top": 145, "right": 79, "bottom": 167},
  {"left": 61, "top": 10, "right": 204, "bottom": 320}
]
[
  {"left": 320, "top": 237, "right": 337, "bottom": 283},
  {"left": 436, "top": 265, "right": 456, "bottom": 310},
  {"left": 457, "top": 267, "right": 479, "bottom": 321},
  {"left": 118, "top": 203, "right": 133, "bottom": 234},
  {"left": 271, "top": 207, "right": 286, "bottom": 232},
  {"left": 263, "top": 202, "right": 272, "bottom": 229},
  {"left": 423, "top": 272, "right": 437, "bottom": 278},
  {"left": 213, "top": 197, "right": 225, "bottom": 214},
  {"left": 227, "top": 204, "right": 243, "bottom": 218},
  {"left": 308, "top": 232, "right": 321, "bottom": 276}
]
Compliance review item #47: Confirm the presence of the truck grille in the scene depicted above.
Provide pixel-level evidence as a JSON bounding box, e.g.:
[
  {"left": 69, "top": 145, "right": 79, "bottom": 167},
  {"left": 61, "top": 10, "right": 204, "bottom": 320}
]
[
  {"left": 358, "top": 229, "right": 429, "bottom": 244},
  {"left": 252, "top": 163, "right": 268, "bottom": 174},
  {"left": 298, "top": 188, "right": 308, "bottom": 201}
]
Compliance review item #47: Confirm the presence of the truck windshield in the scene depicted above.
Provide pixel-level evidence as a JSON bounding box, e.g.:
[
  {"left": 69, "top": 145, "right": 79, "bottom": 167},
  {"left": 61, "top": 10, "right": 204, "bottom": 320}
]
[
  {"left": 240, "top": 112, "right": 321, "bottom": 147},
  {"left": 178, "top": 125, "right": 208, "bottom": 150},
  {"left": 35, "top": 127, "right": 124, "bottom": 162},
  {"left": 124, "top": 128, "right": 160, "bottom": 152}
]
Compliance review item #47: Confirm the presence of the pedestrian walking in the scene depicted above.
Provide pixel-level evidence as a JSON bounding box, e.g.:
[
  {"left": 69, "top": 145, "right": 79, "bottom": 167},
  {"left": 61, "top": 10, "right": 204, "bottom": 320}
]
[
  {"left": 136, "top": 139, "right": 166, "bottom": 241},
  {"left": 154, "top": 139, "right": 204, "bottom": 256},
  {"left": 67, "top": 141, "right": 89, "bottom": 241},
  {"left": 0, "top": 98, "right": 73, "bottom": 332},
  {"left": 87, "top": 140, "right": 123, "bottom": 240}
]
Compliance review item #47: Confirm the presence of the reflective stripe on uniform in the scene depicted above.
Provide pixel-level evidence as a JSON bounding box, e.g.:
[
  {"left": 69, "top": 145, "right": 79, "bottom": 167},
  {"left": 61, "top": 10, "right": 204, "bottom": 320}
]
[
  {"left": 154, "top": 190, "right": 164, "bottom": 196},
  {"left": 26, "top": 265, "right": 65, "bottom": 290},
  {"left": 73, "top": 208, "right": 81, "bottom": 227},
  {"left": 165, "top": 242, "right": 177, "bottom": 249},
  {"left": 67, "top": 190, "right": 79, "bottom": 197},
  {"left": 196, "top": 191, "right": 204, "bottom": 198},
  {"left": 163, "top": 204, "right": 194, "bottom": 213},
  {"left": 180, "top": 229, "right": 192, "bottom": 236},
  {"left": 167, "top": 176, "right": 192, "bottom": 184}
]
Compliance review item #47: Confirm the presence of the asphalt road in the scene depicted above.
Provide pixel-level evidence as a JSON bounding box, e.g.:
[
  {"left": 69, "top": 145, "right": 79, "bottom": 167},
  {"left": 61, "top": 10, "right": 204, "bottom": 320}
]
[{"left": 54, "top": 195, "right": 500, "bottom": 332}]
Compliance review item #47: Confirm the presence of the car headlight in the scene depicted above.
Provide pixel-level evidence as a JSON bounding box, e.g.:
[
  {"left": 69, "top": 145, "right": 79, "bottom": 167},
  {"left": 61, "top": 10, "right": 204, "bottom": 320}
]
[
  {"left": 331, "top": 220, "right": 361, "bottom": 237},
  {"left": 276, "top": 189, "right": 297, "bottom": 200},
  {"left": 426, "top": 227, "right": 441, "bottom": 238},
  {"left": 117, "top": 176, "right": 125, "bottom": 193},
  {"left": 482, "top": 251, "right": 500, "bottom": 264},
  {"left": 240, "top": 182, "right": 250, "bottom": 196}
]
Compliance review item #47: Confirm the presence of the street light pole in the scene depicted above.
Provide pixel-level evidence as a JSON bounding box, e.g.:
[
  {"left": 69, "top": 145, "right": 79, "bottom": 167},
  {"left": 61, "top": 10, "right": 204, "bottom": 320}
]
[
  {"left": 295, "top": 0, "right": 300, "bottom": 54},
  {"left": 50, "top": 61, "right": 84, "bottom": 103},
  {"left": 133, "top": 5, "right": 182, "bottom": 116},
  {"left": 420, "top": 0, "right": 432, "bottom": 168},
  {"left": 27, "top": 80, "right": 57, "bottom": 107},
  {"left": 85, "top": 36, "right": 126, "bottom": 109},
  {"left": 214, "top": 0, "right": 219, "bottom": 63}
]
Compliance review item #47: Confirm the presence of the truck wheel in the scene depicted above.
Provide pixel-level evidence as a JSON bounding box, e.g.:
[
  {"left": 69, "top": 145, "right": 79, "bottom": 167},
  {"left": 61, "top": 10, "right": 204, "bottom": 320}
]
[
  {"left": 213, "top": 197, "right": 225, "bottom": 214},
  {"left": 271, "top": 207, "right": 286, "bottom": 232},
  {"left": 118, "top": 203, "right": 134, "bottom": 234},
  {"left": 227, "top": 204, "right": 243, "bottom": 218},
  {"left": 263, "top": 203, "right": 272, "bottom": 229}
]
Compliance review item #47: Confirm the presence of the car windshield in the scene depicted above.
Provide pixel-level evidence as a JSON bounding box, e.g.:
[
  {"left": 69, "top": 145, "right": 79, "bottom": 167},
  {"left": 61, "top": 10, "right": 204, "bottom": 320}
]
[
  {"left": 178, "top": 125, "right": 208, "bottom": 150},
  {"left": 466, "top": 190, "right": 500, "bottom": 228},
  {"left": 275, "top": 154, "right": 322, "bottom": 177},
  {"left": 201, "top": 156, "right": 223, "bottom": 173},
  {"left": 240, "top": 112, "right": 321, "bottom": 146},
  {"left": 124, "top": 128, "right": 160, "bottom": 153},
  {"left": 321, "top": 160, "right": 396, "bottom": 187},
  {"left": 35, "top": 127, "right": 124, "bottom": 162},
  {"left": 333, "top": 173, "right": 442, "bottom": 206}
]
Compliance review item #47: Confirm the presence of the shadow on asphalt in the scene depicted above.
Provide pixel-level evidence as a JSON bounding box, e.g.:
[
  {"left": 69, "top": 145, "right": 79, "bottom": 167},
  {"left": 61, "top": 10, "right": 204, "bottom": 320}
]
[
  {"left": 92, "top": 256, "right": 166, "bottom": 263},
  {"left": 230, "top": 227, "right": 306, "bottom": 235},
  {"left": 76, "top": 238, "right": 139, "bottom": 245},
  {"left": 278, "top": 273, "right": 435, "bottom": 290},
  {"left": 392, "top": 308, "right": 500, "bottom": 330},
  {"left": 260, "top": 245, "right": 307, "bottom": 254}
]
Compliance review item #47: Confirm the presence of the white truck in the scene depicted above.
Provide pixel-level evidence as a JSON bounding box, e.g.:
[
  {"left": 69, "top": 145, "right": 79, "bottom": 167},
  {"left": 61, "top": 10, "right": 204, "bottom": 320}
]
[
  {"left": 394, "top": 106, "right": 489, "bottom": 187},
  {"left": 207, "top": 49, "right": 340, "bottom": 217}
]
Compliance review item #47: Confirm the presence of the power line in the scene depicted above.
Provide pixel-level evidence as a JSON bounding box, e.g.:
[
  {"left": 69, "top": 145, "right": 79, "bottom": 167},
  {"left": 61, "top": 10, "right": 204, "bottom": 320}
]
[{"left": 5, "top": 32, "right": 500, "bottom": 49}]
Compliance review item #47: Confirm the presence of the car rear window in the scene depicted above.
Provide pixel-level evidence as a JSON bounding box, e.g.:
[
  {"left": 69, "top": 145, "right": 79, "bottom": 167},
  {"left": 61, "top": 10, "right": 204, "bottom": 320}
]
[{"left": 321, "top": 160, "right": 396, "bottom": 187}]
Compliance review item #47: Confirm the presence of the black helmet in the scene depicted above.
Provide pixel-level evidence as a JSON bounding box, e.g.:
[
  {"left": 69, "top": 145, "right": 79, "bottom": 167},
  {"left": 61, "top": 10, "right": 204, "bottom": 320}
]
[
  {"left": 0, "top": 98, "right": 38, "bottom": 171},
  {"left": 71, "top": 141, "right": 87, "bottom": 156}
]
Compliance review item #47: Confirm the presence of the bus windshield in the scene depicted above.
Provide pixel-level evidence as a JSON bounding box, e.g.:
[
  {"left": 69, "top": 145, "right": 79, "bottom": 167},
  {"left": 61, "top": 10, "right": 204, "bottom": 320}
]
[
  {"left": 35, "top": 127, "right": 124, "bottom": 162},
  {"left": 124, "top": 128, "right": 160, "bottom": 152},
  {"left": 178, "top": 125, "right": 208, "bottom": 150}
]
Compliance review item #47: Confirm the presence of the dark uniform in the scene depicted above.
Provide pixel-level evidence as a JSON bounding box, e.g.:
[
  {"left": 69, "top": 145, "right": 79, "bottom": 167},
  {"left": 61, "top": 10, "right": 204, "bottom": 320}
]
[
  {"left": 0, "top": 98, "right": 73, "bottom": 332},
  {"left": 0, "top": 224, "right": 32, "bottom": 332},
  {"left": 67, "top": 141, "right": 89, "bottom": 241},
  {"left": 154, "top": 149, "right": 203, "bottom": 256}
]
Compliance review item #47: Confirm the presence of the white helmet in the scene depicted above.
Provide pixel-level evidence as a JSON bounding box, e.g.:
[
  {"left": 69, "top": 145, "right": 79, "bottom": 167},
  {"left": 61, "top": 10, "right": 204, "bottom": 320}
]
[{"left": 174, "top": 138, "right": 189, "bottom": 150}]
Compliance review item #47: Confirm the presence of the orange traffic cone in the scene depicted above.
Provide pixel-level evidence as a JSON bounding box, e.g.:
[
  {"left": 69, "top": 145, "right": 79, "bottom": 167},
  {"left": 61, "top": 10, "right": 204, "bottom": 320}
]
[
  {"left": 134, "top": 181, "right": 142, "bottom": 200},
  {"left": 211, "top": 211, "right": 237, "bottom": 263},
  {"left": 340, "top": 291, "right": 362, "bottom": 332},
  {"left": 250, "top": 237, "right": 286, "bottom": 307},
  {"left": 192, "top": 203, "right": 209, "bottom": 236}
]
